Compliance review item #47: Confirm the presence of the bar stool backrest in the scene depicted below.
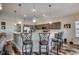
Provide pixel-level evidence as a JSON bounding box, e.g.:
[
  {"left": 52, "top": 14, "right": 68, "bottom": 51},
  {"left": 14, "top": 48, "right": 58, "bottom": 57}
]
[
  {"left": 21, "top": 33, "right": 32, "bottom": 42},
  {"left": 55, "top": 32, "right": 63, "bottom": 39},
  {"left": 58, "top": 32, "right": 63, "bottom": 39},
  {"left": 39, "top": 33, "right": 50, "bottom": 42}
]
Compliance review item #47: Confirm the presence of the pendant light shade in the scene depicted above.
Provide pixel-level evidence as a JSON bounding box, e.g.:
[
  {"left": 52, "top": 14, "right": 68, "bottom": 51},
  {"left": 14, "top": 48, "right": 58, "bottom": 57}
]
[
  {"left": 32, "top": 4, "right": 37, "bottom": 23},
  {"left": 0, "top": 4, "right": 2, "bottom": 10}
]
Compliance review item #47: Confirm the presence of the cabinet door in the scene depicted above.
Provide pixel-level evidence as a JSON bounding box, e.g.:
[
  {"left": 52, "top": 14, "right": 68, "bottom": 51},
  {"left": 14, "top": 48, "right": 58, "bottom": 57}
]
[
  {"left": 35, "top": 22, "right": 61, "bottom": 29},
  {"left": 51, "top": 22, "right": 61, "bottom": 29}
]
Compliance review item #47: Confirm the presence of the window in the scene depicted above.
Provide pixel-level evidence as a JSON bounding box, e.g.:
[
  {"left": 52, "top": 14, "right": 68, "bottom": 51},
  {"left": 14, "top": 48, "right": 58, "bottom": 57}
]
[{"left": 75, "top": 21, "right": 79, "bottom": 37}]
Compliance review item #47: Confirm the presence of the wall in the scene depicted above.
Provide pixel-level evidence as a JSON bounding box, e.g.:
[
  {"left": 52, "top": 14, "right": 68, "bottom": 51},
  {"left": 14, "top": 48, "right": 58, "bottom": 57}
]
[
  {"left": 47, "top": 13, "right": 79, "bottom": 44},
  {"left": 0, "top": 13, "right": 79, "bottom": 51},
  {"left": 0, "top": 14, "right": 22, "bottom": 41},
  {"left": 31, "top": 13, "right": 79, "bottom": 51},
  {"left": 0, "top": 14, "right": 34, "bottom": 32}
]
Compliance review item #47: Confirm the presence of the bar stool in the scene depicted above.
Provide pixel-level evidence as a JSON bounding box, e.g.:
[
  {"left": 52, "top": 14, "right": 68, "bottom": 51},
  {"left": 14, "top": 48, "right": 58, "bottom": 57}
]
[
  {"left": 21, "top": 33, "right": 33, "bottom": 55},
  {"left": 39, "top": 33, "right": 50, "bottom": 55},
  {"left": 51, "top": 32, "right": 63, "bottom": 55}
]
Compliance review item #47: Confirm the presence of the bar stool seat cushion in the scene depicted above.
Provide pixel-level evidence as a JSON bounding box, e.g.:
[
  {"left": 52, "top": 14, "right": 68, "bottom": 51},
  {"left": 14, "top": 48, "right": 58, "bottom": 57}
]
[
  {"left": 23, "top": 40, "right": 32, "bottom": 45},
  {"left": 40, "top": 40, "right": 48, "bottom": 45}
]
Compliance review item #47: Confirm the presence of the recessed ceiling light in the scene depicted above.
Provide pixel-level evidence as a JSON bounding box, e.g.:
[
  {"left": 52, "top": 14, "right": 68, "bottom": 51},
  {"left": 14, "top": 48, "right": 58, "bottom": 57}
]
[
  {"left": 33, "top": 19, "right": 36, "bottom": 23},
  {"left": 24, "top": 14, "right": 27, "bottom": 17},
  {"left": 18, "top": 21, "right": 22, "bottom": 24},
  {"left": 18, "top": 4, "right": 22, "bottom": 7},
  {"left": 42, "top": 14, "right": 46, "bottom": 17},
  {"left": 14, "top": 24, "right": 16, "bottom": 26},
  {"left": 32, "top": 9, "right": 36, "bottom": 12},
  {"left": 49, "top": 21, "right": 52, "bottom": 24},
  {"left": 49, "top": 4, "right": 52, "bottom": 7}
]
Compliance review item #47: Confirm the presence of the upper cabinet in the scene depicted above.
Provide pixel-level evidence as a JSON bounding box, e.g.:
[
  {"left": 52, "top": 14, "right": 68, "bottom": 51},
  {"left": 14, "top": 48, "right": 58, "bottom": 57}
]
[
  {"left": 35, "top": 22, "right": 61, "bottom": 30},
  {"left": 50, "top": 22, "right": 61, "bottom": 29}
]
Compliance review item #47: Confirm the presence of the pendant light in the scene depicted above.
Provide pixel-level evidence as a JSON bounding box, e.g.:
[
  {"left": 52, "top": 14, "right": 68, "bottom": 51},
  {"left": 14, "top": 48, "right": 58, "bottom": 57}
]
[
  {"left": 32, "top": 4, "right": 37, "bottom": 23},
  {"left": 48, "top": 4, "right": 52, "bottom": 30},
  {"left": 18, "top": 3, "right": 23, "bottom": 32},
  {"left": 18, "top": 3, "right": 22, "bottom": 25},
  {"left": 13, "top": 10, "right": 17, "bottom": 26},
  {"left": 48, "top": 4, "right": 52, "bottom": 25}
]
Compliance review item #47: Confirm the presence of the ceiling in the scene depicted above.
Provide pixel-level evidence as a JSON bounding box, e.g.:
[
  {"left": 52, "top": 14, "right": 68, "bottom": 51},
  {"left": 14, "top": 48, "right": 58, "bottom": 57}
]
[{"left": 1, "top": 3, "right": 79, "bottom": 23}]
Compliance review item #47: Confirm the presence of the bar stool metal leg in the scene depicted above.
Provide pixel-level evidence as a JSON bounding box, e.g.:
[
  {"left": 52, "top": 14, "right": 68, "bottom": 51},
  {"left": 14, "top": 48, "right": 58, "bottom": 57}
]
[
  {"left": 25, "top": 45, "right": 27, "bottom": 55},
  {"left": 39, "top": 45, "right": 41, "bottom": 55},
  {"left": 22, "top": 45, "right": 24, "bottom": 55},
  {"left": 30, "top": 43, "right": 33, "bottom": 55},
  {"left": 46, "top": 45, "right": 49, "bottom": 55}
]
